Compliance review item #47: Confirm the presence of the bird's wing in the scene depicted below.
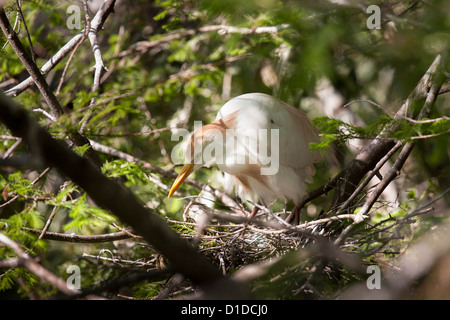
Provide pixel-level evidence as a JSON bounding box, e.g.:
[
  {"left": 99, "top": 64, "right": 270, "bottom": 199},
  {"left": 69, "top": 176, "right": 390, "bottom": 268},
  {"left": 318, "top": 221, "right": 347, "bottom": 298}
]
[
  {"left": 216, "top": 93, "right": 321, "bottom": 180},
  {"left": 270, "top": 100, "right": 321, "bottom": 168}
]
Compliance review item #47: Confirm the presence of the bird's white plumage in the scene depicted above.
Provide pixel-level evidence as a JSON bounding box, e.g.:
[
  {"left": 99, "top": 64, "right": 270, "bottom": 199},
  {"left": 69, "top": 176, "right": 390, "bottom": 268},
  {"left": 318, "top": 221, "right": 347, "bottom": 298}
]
[{"left": 214, "top": 93, "right": 321, "bottom": 205}]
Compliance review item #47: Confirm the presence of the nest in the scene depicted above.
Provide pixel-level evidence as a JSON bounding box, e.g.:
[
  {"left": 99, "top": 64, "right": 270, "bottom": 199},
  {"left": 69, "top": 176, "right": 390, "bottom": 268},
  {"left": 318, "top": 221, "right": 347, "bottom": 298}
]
[{"left": 168, "top": 202, "right": 315, "bottom": 273}]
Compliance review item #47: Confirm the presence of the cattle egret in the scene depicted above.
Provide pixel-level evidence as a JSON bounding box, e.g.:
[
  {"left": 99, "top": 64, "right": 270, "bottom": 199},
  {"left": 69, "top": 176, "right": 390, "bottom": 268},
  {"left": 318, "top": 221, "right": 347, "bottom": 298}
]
[{"left": 168, "top": 93, "right": 321, "bottom": 223}]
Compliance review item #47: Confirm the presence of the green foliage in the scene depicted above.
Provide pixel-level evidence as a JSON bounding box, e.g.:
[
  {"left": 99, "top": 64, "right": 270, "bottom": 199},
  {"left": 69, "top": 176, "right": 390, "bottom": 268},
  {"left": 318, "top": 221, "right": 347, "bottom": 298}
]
[
  {"left": 311, "top": 114, "right": 450, "bottom": 151},
  {"left": 102, "top": 160, "right": 148, "bottom": 186},
  {"left": 63, "top": 193, "right": 116, "bottom": 232},
  {"left": 310, "top": 116, "right": 387, "bottom": 150},
  {"left": 134, "top": 282, "right": 162, "bottom": 299}
]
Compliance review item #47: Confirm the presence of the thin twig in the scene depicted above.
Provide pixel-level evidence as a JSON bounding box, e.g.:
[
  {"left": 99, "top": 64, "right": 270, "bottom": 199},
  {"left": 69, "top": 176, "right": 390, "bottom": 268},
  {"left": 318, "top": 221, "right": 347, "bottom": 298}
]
[
  {"left": 4, "top": 1, "right": 116, "bottom": 97},
  {"left": 32, "top": 108, "right": 57, "bottom": 121},
  {"left": 0, "top": 167, "right": 50, "bottom": 209},
  {"left": 0, "top": 6, "right": 101, "bottom": 166},
  {"left": 2, "top": 137, "right": 22, "bottom": 159},
  {"left": 80, "top": 0, "right": 111, "bottom": 135},
  {"left": 23, "top": 227, "right": 132, "bottom": 243},
  {"left": 15, "top": 0, "right": 36, "bottom": 63},
  {"left": 354, "top": 56, "right": 444, "bottom": 222},
  {"left": 89, "top": 140, "right": 242, "bottom": 213},
  {"left": 1, "top": 1, "right": 20, "bottom": 50},
  {"left": 86, "top": 126, "right": 185, "bottom": 138},
  {"left": 408, "top": 130, "right": 450, "bottom": 140},
  {"left": 0, "top": 231, "right": 80, "bottom": 296},
  {"left": 335, "top": 141, "right": 403, "bottom": 216},
  {"left": 38, "top": 181, "right": 70, "bottom": 240},
  {"left": 343, "top": 99, "right": 395, "bottom": 116},
  {"left": 4, "top": 33, "right": 84, "bottom": 96},
  {"left": 249, "top": 200, "right": 292, "bottom": 228},
  {"left": 87, "top": 0, "right": 108, "bottom": 94},
  {"left": 0, "top": 7, "right": 63, "bottom": 118},
  {"left": 55, "top": 4, "right": 90, "bottom": 96},
  {"left": 345, "top": 99, "right": 450, "bottom": 124},
  {"left": 117, "top": 24, "right": 289, "bottom": 59}
]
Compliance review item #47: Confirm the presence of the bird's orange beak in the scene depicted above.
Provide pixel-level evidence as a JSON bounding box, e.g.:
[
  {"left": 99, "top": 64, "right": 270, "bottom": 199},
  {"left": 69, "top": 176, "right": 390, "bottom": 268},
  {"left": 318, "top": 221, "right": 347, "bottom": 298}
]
[{"left": 168, "top": 163, "right": 195, "bottom": 198}]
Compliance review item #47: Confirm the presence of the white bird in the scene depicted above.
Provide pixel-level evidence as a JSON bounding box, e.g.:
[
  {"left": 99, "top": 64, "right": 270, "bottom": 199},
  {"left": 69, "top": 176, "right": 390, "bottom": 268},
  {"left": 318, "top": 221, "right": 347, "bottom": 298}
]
[{"left": 168, "top": 93, "right": 321, "bottom": 223}]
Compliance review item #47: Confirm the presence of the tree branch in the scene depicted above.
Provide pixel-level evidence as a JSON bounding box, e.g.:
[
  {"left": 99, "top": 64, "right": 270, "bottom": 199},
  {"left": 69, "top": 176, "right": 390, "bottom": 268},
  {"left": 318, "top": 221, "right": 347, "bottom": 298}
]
[
  {"left": 87, "top": 0, "right": 110, "bottom": 94},
  {"left": 333, "top": 54, "right": 445, "bottom": 207},
  {"left": 0, "top": 91, "right": 225, "bottom": 286},
  {"left": 89, "top": 140, "right": 243, "bottom": 213},
  {"left": 117, "top": 24, "right": 289, "bottom": 59},
  {"left": 4, "top": 34, "right": 84, "bottom": 96},
  {"left": 22, "top": 227, "right": 133, "bottom": 243},
  {"left": 79, "top": 0, "right": 115, "bottom": 135},
  {"left": 15, "top": 0, "right": 36, "bottom": 63},
  {"left": 0, "top": 7, "right": 63, "bottom": 117},
  {"left": 0, "top": 5, "right": 101, "bottom": 166},
  {"left": 4, "top": 0, "right": 116, "bottom": 97},
  {"left": 287, "top": 54, "right": 445, "bottom": 225},
  {"left": 354, "top": 58, "right": 445, "bottom": 222},
  {"left": 0, "top": 231, "right": 80, "bottom": 296},
  {"left": 55, "top": 4, "right": 90, "bottom": 96},
  {"left": 335, "top": 141, "right": 403, "bottom": 216}
]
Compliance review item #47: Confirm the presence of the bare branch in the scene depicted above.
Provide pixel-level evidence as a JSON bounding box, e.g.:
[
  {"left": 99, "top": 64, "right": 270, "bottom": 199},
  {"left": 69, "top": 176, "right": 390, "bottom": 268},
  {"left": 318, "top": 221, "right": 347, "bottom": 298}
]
[
  {"left": 5, "top": 33, "right": 84, "bottom": 96},
  {"left": 0, "top": 5, "right": 101, "bottom": 166},
  {"left": 0, "top": 7, "right": 63, "bottom": 117},
  {"left": 2, "top": 136, "right": 22, "bottom": 159},
  {"left": 55, "top": 5, "right": 90, "bottom": 96},
  {"left": 117, "top": 24, "right": 289, "bottom": 58},
  {"left": 333, "top": 54, "right": 445, "bottom": 207},
  {"left": 15, "top": 0, "right": 36, "bottom": 63},
  {"left": 355, "top": 59, "right": 444, "bottom": 222},
  {"left": 22, "top": 228, "right": 133, "bottom": 243},
  {"left": 4, "top": 0, "right": 116, "bottom": 97},
  {"left": 79, "top": 0, "right": 116, "bottom": 134},
  {"left": 87, "top": 0, "right": 109, "bottom": 94},
  {"left": 0, "top": 231, "right": 80, "bottom": 296},
  {"left": 335, "top": 141, "right": 403, "bottom": 216}
]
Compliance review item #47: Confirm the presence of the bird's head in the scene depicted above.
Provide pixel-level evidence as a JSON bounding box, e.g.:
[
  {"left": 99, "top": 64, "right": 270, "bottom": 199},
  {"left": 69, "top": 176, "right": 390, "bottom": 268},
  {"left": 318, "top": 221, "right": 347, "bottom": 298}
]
[{"left": 168, "top": 121, "right": 229, "bottom": 198}]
